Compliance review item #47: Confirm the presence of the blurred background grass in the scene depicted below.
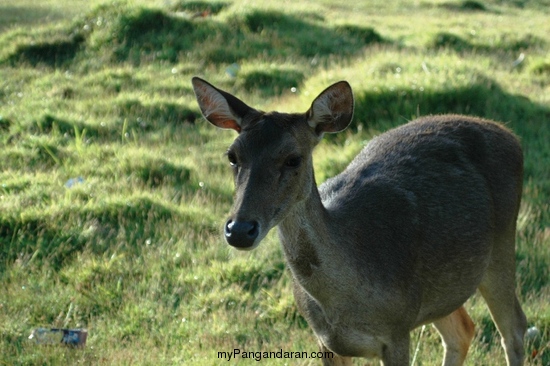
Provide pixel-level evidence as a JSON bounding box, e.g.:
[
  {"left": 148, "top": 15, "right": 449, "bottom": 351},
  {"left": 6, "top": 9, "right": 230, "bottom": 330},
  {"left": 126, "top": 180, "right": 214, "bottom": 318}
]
[{"left": 0, "top": 0, "right": 548, "bottom": 364}]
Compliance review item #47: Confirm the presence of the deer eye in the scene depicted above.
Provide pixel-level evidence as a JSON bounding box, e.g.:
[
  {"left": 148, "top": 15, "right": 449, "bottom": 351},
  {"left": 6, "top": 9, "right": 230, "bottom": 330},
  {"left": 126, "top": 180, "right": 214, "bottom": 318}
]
[
  {"left": 227, "top": 151, "right": 238, "bottom": 167},
  {"left": 284, "top": 156, "right": 302, "bottom": 168}
]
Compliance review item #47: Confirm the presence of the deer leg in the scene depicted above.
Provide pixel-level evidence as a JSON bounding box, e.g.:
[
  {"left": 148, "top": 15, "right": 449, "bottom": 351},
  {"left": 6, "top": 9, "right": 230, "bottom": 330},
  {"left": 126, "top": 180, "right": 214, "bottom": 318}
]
[
  {"left": 432, "top": 306, "right": 475, "bottom": 366},
  {"left": 321, "top": 354, "right": 352, "bottom": 366},
  {"left": 478, "top": 278, "right": 527, "bottom": 366},
  {"left": 478, "top": 235, "right": 527, "bottom": 366},
  {"left": 318, "top": 343, "right": 352, "bottom": 366},
  {"left": 380, "top": 334, "right": 410, "bottom": 366}
]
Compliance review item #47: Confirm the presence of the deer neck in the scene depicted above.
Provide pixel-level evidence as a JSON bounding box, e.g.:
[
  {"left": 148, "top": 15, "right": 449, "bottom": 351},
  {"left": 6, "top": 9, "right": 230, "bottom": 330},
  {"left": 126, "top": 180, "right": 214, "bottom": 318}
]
[{"left": 277, "top": 172, "right": 342, "bottom": 300}]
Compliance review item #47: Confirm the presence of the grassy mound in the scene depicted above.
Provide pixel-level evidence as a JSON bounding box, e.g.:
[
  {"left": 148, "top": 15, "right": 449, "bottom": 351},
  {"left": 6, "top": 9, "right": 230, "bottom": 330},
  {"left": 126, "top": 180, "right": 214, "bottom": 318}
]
[
  {"left": 1, "top": 2, "right": 385, "bottom": 68},
  {"left": 0, "top": 0, "right": 548, "bottom": 365}
]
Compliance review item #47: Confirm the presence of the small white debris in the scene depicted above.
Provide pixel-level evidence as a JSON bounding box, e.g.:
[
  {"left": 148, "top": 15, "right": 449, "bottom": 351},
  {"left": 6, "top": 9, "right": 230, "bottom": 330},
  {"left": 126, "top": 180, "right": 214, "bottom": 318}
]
[
  {"left": 512, "top": 53, "right": 525, "bottom": 68},
  {"left": 525, "top": 326, "right": 540, "bottom": 341}
]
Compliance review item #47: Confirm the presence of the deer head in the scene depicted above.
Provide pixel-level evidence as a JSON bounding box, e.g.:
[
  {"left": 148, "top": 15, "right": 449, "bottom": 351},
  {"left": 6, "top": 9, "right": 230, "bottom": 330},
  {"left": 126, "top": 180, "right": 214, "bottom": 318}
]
[{"left": 192, "top": 77, "right": 354, "bottom": 250}]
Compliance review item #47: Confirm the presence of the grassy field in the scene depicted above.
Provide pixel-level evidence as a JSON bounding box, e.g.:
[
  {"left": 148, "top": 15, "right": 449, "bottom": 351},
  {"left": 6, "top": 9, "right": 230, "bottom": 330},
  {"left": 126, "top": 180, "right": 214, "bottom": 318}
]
[{"left": 0, "top": 0, "right": 549, "bottom": 364}]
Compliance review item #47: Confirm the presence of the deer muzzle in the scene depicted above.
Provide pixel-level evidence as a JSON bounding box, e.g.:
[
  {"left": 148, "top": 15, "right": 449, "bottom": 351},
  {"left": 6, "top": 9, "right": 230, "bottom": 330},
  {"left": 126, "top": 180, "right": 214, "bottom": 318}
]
[{"left": 224, "top": 219, "right": 260, "bottom": 250}]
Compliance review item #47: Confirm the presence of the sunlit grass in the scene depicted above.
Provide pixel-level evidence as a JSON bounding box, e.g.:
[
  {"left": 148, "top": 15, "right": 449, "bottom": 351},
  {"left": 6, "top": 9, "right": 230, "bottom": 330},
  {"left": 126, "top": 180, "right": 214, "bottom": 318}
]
[{"left": 0, "top": 0, "right": 549, "bottom": 364}]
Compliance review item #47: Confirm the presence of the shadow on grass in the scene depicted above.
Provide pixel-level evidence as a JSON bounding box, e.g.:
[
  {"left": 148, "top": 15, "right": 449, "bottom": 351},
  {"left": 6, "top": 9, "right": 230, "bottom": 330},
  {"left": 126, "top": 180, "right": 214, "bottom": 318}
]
[
  {"left": 122, "top": 156, "right": 191, "bottom": 188},
  {"left": 438, "top": 1, "right": 488, "bottom": 12},
  {"left": 353, "top": 76, "right": 550, "bottom": 132},
  {"left": 238, "top": 69, "right": 306, "bottom": 97},
  {"left": 531, "top": 60, "right": 550, "bottom": 75},
  {"left": 433, "top": 0, "right": 550, "bottom": 11},
  {"left": 430, "top": 31, "right": 545, "bottom": 54},
  {"left": 5, "top": 34, "right": 85, "bottom": 68},
  {"left": 115, "top": 99, "right": 199, "bottom": 128},
  {"left": 4, "top": 105, "right": 199, "bottom": 149},
  {"left": 0, "top": 196, "right": 203, "bottom": 271},
  {"left": 477, "top": 314, "right": 498, "bottom": 349},
  {"left": 2, "top": 3, "right": 385, "bottom": 68},
  {"left": 0, "top": 116, "right": 12, "bottom": 133},
  {"left": 170, "top": 0, "right": 230, "bottom": 15},
  {"left": 33, "top": 113, "right": 100, "bottom": 137}
]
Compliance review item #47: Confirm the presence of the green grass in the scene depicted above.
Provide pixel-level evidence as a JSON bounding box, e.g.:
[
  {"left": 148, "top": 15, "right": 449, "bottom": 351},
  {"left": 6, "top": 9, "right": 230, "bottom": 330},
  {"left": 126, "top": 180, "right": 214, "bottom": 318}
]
[{"left": 0, "top": 0, "right": 549, "bottom": 364}]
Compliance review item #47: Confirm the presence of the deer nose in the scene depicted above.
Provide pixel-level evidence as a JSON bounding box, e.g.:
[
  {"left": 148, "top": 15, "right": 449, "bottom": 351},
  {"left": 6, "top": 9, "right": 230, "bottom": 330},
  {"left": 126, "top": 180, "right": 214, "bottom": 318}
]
[{"left": 224, "top": 219, "right": 259, "bottom": 249}]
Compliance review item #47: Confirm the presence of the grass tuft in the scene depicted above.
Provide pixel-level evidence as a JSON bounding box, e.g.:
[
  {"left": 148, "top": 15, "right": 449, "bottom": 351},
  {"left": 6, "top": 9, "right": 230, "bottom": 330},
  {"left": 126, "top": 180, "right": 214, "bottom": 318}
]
[
  {"left": 335, "top": 24, "right": 384, "bottom": 45},
  {"left": 115, "top": 99, "right": 198, "bottom": 127},
  {"left": 430, "top": 32, "right": 473, "bottom": 52},
  {"left": 0, "top": 115, "right": 12, "bottom": 132},
  {"left": 5, "top": 34, "right": 85, "bottom": 68},
  {"left": 238, "top": 67, "right": 305, "bottom": 96},
  {"left": 531, "top": 60, "right": 550, "bottom": 75},
  {"left": 170, "top": 1, "right": 231, "bottom": 15},
  {"left": 439, "top": 0, "right": 488, "bottom": 12},
  {"left": 354, "top": 77, "right": 550, "bottom": 129},
  {"left": 123, "top": 156, "right": 191, "bottom": 188},
  {"left": 0, "top": 0, "right": 548, "bottom": 364}
]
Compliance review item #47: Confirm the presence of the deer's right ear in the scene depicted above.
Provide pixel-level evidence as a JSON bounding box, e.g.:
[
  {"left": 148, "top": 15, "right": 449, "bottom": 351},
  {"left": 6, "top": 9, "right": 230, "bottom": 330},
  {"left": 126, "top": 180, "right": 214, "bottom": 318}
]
[
  {"left": 191, "top": 77, "right": 254, "bottom": 133},
  {"left": 306, "top": 81, "right": 354, "bottom": 136}
]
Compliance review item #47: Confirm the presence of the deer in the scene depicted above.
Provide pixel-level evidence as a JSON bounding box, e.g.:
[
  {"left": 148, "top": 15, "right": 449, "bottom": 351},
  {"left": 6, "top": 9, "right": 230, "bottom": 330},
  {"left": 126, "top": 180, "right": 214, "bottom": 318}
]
[{"left": 191, "top": 77, "right": 527, "bottom": 366}]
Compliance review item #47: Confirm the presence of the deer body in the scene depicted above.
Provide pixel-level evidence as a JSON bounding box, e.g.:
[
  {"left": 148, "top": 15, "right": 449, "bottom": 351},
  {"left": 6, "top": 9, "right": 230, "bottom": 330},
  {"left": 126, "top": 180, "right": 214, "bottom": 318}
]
[{"left": 192, "top": 77, "right": 527, "bottom": 366}]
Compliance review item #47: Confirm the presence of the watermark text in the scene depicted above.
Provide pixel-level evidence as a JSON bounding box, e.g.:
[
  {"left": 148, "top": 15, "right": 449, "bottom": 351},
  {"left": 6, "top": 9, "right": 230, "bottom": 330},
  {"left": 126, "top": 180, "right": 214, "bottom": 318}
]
[{"left": 217, "top": 348, "right": 334, "bottom": 362}]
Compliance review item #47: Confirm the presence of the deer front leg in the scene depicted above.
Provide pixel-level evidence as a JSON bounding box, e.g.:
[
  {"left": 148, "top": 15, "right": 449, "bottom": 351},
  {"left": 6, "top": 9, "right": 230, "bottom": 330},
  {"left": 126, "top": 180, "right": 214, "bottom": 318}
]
[
  {"left": 318, "top": 342, "right": 352, "bottom": 366},
  {"left": 380, "top": 334, "right": 410, "bottom": 366}
]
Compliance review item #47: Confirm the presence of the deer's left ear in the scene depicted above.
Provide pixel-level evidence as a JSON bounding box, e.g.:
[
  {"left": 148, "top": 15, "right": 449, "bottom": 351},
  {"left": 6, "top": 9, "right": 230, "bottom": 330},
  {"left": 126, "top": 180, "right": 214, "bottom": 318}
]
[
  {"left": 306, "top": 81, "right": 354, "bottom": 136},
  {"left": 192, "top": 77, "right": 255, "bottom": 133}
]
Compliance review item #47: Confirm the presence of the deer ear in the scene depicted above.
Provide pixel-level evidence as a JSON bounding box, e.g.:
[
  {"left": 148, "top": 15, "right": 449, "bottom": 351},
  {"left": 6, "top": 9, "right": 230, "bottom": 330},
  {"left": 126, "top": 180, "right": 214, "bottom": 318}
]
[
  {"left": 306, "top": 81, "right": 354, "bottom": 136},
  {"left": 191, "top": 77, "right": 254, "bottom": 133}
]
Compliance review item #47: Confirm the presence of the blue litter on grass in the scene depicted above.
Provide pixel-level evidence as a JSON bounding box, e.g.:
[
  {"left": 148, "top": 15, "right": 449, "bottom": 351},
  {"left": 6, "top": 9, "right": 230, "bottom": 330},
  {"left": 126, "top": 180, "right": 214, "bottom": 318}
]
[{"left": 65, "top": 177, "right": 84, "bottom": 188}]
